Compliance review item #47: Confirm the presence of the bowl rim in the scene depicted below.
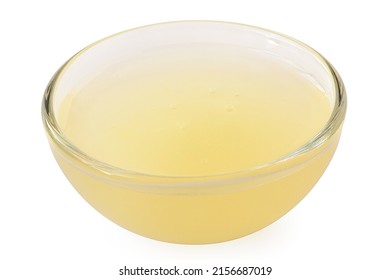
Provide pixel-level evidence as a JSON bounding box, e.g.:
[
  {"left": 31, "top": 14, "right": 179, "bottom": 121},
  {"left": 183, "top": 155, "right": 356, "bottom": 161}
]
[{"left": 42, "top": 20, "right": 347, "bottom": 183}]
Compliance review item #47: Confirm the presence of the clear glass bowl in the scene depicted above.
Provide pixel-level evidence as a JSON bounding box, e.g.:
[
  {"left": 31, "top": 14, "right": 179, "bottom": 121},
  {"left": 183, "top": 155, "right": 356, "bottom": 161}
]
[{"left": 42, "top": 21, "right": 346, "bottom": 244}]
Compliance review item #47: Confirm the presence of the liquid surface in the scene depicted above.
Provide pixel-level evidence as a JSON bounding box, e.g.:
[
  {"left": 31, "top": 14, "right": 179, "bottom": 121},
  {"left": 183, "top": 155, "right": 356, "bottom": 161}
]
[{"left": 57, "top": 44, "right": 332, "bottom": 176}]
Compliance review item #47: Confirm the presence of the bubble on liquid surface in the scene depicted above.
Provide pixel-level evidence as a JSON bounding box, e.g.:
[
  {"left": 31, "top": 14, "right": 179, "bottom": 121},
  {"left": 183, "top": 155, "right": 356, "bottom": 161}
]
[
  {"left": 225, "top": 105, "right": 235, "bottom": 112},
  {"left": 208, "top": 87, "right": 217, "bottom": 94},
  {"left": 178, "top": 123, "right": 187, "bottom": 130}
]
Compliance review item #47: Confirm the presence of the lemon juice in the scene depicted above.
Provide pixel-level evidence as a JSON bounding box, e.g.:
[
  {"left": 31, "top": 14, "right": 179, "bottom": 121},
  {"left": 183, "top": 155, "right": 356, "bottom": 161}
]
[
  {"left": 57, "top": 44, "right": 332, "bottom": 177},
  {"left": 48, "top": 41, "right": 342, "bottom": 244}
]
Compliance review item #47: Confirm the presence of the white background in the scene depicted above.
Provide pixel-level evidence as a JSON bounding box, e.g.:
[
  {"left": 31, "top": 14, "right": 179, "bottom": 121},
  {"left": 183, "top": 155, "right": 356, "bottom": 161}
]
[{"left": 1, "top": 0, "right": 389, "bottom": 279}]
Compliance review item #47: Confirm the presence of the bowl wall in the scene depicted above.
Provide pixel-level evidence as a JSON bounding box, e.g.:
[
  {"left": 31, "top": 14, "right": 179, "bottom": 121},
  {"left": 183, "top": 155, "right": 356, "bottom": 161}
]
[{"left": 47, "top": 127, "right": 342, "bottom": 244}]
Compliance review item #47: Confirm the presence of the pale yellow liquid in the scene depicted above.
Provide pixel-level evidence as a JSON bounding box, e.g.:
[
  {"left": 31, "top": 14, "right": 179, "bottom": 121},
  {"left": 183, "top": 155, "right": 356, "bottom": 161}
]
[
  {"left": 53, "top": 44, "right": 338, "bottom": 243},
  {"left": 58, "top": 45, "right": 331, "bottom": 177}
]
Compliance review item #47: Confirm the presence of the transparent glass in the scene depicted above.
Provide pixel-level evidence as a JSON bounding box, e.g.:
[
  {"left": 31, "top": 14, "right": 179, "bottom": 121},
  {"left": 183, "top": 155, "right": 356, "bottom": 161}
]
[{"left": 42, "top": 21, "right": 346, "bottom": 244}]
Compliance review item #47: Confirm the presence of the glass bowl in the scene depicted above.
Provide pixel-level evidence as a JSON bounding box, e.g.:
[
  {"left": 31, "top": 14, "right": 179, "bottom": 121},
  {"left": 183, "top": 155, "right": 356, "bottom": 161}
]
[{"left": 42, "top": 21, "right": 346, "bottom": 244}]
